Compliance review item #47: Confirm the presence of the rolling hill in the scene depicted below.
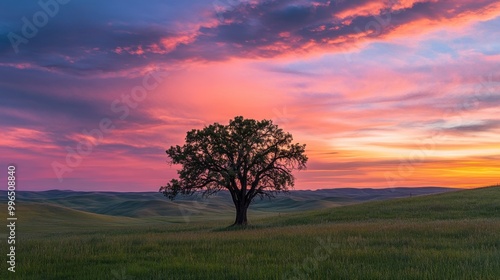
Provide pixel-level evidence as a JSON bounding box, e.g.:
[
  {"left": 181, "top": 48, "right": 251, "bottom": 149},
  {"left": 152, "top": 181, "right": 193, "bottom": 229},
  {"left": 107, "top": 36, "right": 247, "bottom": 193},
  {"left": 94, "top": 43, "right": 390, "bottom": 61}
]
[
  {"left": 0, "top": 187, "right": 456, "bottom": 218},
  {"left": 0, "top": 185, "right": 498, "bottom": 279}
]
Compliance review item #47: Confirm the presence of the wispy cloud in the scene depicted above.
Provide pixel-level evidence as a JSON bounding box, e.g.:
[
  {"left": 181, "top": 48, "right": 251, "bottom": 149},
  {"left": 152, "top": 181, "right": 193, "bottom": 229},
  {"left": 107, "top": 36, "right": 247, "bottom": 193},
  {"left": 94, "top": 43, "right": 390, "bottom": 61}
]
[{"left": 1, "top": 1, "right": 499, "bottom": 190}]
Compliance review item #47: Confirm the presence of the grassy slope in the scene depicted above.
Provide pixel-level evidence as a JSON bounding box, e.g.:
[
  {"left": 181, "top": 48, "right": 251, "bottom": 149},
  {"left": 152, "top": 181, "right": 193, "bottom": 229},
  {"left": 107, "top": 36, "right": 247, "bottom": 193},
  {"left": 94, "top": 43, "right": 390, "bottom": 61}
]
[
  {"left": 1, "top": 186, "right": 498, "bottom": 279},
  {"left": 262, "top": 185, "right": 500, "bottom": 226}
]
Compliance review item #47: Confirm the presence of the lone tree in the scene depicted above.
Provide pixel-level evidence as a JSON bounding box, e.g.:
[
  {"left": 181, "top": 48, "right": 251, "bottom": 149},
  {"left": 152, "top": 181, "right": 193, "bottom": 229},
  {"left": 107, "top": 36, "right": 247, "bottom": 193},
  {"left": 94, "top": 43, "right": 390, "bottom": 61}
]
[{"left": 160, "top": 116, "right": 308, "bottom": 226}]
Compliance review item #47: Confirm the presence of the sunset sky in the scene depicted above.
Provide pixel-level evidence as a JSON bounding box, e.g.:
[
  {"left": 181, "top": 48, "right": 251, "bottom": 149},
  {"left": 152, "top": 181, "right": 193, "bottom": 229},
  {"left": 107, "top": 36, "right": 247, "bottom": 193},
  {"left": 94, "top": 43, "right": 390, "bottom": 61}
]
[{"left": 1, "top": 0, "right": 499, "bottom": 191}]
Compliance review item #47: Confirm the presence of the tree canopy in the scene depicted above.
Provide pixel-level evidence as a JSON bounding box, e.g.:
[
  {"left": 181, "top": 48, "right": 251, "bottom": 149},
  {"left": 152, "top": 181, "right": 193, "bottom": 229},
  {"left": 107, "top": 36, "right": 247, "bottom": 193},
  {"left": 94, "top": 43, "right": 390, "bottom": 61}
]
[{"left": 160, "top": 116, "right": 308, "bottom": 225}]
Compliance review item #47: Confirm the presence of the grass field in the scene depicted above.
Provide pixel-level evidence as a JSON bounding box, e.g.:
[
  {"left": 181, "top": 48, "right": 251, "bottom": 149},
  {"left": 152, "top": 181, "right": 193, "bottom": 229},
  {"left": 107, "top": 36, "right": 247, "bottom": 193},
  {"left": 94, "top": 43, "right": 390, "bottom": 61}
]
[{"left": 1, "top": 186, "right": 499, "bottom": 279}]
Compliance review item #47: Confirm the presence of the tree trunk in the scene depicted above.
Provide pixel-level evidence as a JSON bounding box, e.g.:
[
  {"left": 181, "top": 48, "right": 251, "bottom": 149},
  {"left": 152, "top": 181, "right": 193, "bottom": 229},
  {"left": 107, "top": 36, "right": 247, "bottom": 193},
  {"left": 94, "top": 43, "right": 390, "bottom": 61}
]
[{"left": 233, "top": 203, "right": 248, "bottom": 226}]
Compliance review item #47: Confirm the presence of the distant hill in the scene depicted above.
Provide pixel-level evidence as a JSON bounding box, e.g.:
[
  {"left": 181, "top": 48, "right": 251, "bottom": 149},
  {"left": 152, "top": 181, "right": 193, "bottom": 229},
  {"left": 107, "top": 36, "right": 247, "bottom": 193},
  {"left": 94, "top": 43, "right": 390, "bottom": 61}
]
[{"left": 0, "top": 187, "right": 456, "bottom": 218}]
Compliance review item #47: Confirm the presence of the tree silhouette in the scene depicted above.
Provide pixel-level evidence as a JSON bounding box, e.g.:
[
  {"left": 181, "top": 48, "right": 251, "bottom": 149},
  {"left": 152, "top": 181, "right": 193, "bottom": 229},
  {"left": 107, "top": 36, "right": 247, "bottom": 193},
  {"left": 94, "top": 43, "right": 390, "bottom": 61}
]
[{"left": 160, "top": 116, "right": 308, "bottom": 226}]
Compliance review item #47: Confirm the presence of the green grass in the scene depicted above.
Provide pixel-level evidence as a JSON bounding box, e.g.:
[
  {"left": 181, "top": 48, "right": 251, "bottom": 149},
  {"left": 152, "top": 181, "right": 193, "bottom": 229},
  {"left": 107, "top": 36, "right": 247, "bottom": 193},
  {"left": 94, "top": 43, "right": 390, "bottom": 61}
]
[{"left": 1, "top": 186, "right": 499, "bottom": 279}]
